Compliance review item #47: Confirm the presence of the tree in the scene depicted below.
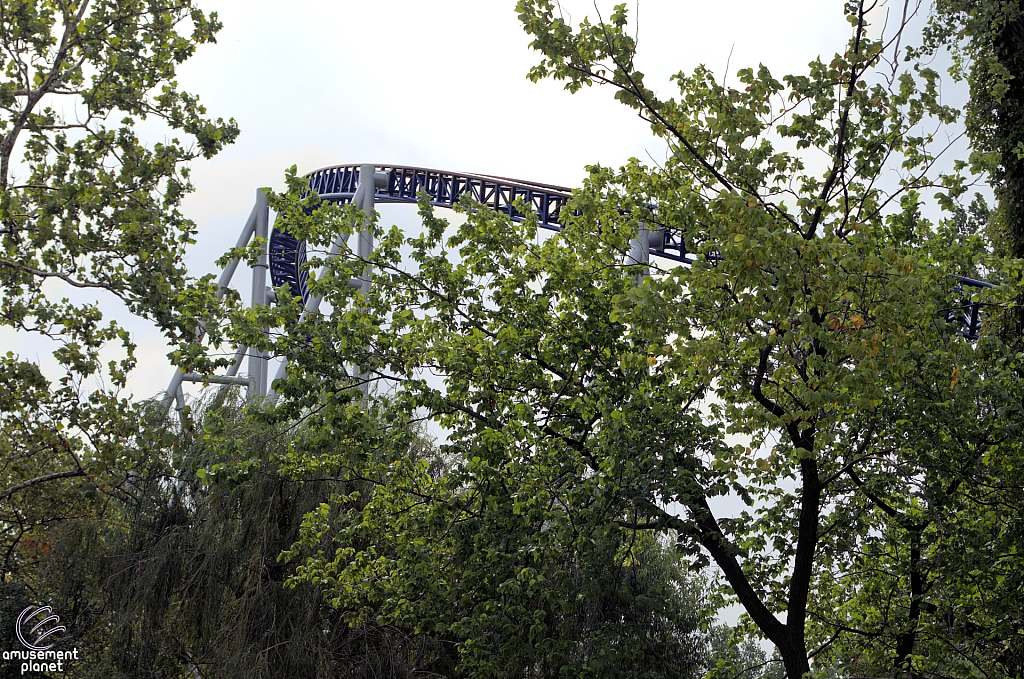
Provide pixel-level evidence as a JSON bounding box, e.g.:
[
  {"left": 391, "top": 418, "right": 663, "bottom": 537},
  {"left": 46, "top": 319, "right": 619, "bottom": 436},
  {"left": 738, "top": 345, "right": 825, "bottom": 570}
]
[
  {"left": 277, "top": 393, "right": 712, "bottom": 679},
  {"left": 243, "top": 2, "right": 1024, "bottom": 678},
  {"left": 30, "top": 396, "right": 463, "bottom": 679},
  {"left": 0, "top": 0, "right": 237, "bottom": 590},
  {"left": 17, "top": 389, "right": 714, "bottom": 679},
  {"left": 918, "top": 0, "right": 1024, "bottom": 258}
]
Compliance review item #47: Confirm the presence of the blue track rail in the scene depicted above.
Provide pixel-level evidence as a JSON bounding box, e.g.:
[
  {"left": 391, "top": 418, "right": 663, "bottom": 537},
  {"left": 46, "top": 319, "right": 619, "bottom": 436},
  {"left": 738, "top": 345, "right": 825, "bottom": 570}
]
[
  {"left": 268, "top": 163, "right": 989, "bottom": 339},
  {"left": 269, "top": 163, "right": 698, "bottom": 305}
]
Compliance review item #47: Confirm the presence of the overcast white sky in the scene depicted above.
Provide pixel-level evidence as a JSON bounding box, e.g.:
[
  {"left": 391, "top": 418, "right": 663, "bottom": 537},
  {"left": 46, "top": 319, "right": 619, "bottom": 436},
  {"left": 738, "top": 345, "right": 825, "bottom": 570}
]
[{"left": 7, "top": 1, "right": 866, "bottom": 397}]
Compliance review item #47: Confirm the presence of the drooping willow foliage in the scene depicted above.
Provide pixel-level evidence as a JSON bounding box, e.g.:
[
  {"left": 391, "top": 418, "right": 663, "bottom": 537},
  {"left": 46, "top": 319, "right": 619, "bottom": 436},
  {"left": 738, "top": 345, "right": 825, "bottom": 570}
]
[
  {"left": 10, "top": 393, "right": 458, "bottom": 679},
  {"left": 101, "top": 403, "right": 447, "bottom": 679},
  {"left": 6, "top": 391, "right": 723, "bottom": 679}
]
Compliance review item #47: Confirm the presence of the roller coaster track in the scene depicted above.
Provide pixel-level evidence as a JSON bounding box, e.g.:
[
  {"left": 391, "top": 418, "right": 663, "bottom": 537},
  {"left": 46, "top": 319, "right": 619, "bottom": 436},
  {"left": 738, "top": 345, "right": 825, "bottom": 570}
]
[
  {"left": 273, "top": 163, "right": 989, "bottom": 336},
  {"left": 164, "top": 162, "right": 991, "bottom": 411},
  {"left": 268, "top": 163, "right": 696, "bottom": 305}
]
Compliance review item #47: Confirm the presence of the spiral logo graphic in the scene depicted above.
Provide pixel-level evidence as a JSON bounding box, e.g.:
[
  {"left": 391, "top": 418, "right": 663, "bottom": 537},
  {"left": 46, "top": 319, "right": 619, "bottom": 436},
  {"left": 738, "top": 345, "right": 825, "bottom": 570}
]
[{"left": 15, "top": 606, "right": 65, "bottom": 651}]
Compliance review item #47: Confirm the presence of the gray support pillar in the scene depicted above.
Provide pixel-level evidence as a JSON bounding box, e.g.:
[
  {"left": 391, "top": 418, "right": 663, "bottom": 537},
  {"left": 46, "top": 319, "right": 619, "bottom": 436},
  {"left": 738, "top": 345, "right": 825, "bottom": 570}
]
[
  {"left": 220, "top": 200, "right": 262, "bottom": 290},
  {"left": 625, "top": 223, "right": 650, "bottom": 282},
  {"left": 226, "top": 343, "right": 248, "bottom": 377},
  {"left": 352, "top": 165, "right": 386, "bottom": 396},
  {"left": 268, "top": 166, "right": 386, "bottom": 404},
  {"left": 354, "top": 163, "right": 380, "bottom": 295},
  {"left": 247, "top": 188, "right": 270, "bottom": 397},
  {"left": 268, "top": 166, "right": 386, "bottom": 405}
]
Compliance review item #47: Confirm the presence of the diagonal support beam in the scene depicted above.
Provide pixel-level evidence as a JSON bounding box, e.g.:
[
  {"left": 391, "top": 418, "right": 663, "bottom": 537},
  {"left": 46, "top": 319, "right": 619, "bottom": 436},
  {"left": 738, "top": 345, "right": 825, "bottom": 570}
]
[{"left": 162, "top": 197, "right": 262, "bottom": 411}]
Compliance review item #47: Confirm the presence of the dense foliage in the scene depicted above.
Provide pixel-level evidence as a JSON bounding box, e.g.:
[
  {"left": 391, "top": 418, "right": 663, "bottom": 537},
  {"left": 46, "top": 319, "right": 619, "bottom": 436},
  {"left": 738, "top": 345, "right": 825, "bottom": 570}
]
[
  {"left": 222, "top": 2, "right": 1024, "bottom": 678},
  {"left": 5, "top": 1, "right": 1024, "bottom": 679},
  {"left": 0, "top": 0, "right": 238, "bottom": 597},
  {"left": 3, "top": 395, "right": 720, "bottom": 679},
  {"left": 8, "top": 400, "right": 458, "bottom": 679},
  {"left": 918, "top": 0, "right": 1024, "bottom": 258}
]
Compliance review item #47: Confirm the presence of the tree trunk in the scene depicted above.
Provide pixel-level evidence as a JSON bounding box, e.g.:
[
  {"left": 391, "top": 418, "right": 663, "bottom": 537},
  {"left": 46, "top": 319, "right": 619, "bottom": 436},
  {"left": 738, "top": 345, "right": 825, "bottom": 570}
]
[
  {"left": 780, "top": 639, "right": 812, "bottom": 679},
  {"left": 894, "top": 530, "right": 924, "bottom": 678}
]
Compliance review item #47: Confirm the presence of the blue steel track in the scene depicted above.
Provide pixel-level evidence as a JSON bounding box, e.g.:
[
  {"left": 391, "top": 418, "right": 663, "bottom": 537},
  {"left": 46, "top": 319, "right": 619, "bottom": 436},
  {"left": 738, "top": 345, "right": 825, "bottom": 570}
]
[
  {"left": 268, "top": 163, "right": 989, "bottom": 340},
  {"left": 272, "top": 164, "right": 581, "bottom": 306},
  {"left": 270, "top": 164, "right": 692, "bottom": 304}
]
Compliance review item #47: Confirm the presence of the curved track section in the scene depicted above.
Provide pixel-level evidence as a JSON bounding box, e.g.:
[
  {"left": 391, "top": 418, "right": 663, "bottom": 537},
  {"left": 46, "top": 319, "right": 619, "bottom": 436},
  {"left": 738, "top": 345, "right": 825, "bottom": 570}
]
[
  {"left": 269, "top": 163, "right": 694, "bottom": 303},
  {"left": 267, "top": 164, "right": 988, "bottom": 341}
]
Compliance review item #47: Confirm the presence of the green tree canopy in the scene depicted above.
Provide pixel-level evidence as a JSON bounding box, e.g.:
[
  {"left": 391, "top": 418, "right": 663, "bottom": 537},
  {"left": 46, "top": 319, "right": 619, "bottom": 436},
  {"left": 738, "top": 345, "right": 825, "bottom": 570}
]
[
  {"left": 917, "top": 0, "right": 1024, "bottom": 259},
  {"left": 0, "top": 0, "right": 237, "bottom": 618},
  {"left": 228, "top": 2, "right": 1024, "bottom": 678}
]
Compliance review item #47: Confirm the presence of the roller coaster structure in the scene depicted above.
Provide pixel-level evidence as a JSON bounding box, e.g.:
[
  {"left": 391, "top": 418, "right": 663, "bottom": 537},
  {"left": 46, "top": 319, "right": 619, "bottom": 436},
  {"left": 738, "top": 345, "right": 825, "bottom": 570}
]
[{"left": 162, "top": 163, "right": 991, "bottom": 411}]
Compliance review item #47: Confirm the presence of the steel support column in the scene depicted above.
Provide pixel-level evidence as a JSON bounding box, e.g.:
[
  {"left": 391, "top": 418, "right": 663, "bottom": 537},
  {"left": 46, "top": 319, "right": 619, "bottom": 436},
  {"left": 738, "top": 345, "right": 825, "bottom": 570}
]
[
  {"left": 247, "top": 189, "right": 270, "bottom": 397},
  {"left": 625, "top": 223, "right": 650, "bottom": 282},
  {"left": 266, "top": 165, "right": 386, "bottom": 403},
  {"left": 354, "top": 164, "right": 382, "bottom": 395}
]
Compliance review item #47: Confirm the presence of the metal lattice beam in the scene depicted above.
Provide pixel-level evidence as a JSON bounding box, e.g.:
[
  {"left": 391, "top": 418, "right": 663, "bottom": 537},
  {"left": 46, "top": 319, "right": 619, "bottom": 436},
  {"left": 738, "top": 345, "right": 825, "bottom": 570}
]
[{"left": 269, "top": 163, "right": 700, "bottom": 304}]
